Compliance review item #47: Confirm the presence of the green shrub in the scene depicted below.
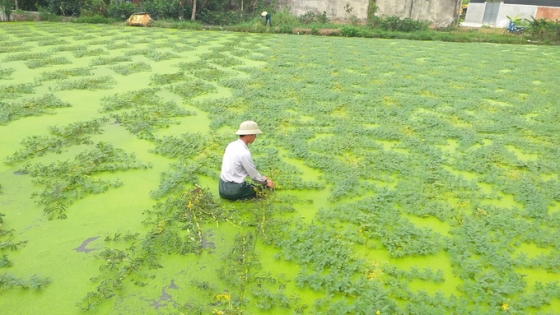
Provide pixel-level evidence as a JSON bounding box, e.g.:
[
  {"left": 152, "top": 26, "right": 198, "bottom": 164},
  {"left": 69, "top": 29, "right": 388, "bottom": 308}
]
[
  {"left": 340, "top": 25, "right": 361, "bottom": 37},
  {"left": 368, "top": 15, "right": 429, "bottom": 32},
  {"left": 106, "top": 3, "right": 136, "bottom": 20},
  {"left": 140, "top": 0, "right": 181, "bottom": 20},
  {"left": 0, "top": 0, "right": 13, "bottom": 17},
  {"left": 13, "top": 0, "right": 48, "bottom": 11},
  {"left": 171, "top": 20, "right": 203, "bottom": 30},
  {"left": 367, "top": 0, "right": 377, "bottom": 21},
  {"left": 199, "top": 9, "right": 246, "bottom": 26},
  {"left": 46, "top": 0, "right": 84, "bottom": 16},
  {"left": 80, "top": 0, "right": 108, "bottom": 17},
  {"left": 74, "top": 14, "right": 114, "bottom": 24},
  {"left": 279, "top": 24, "right": 292, "bottom": 34},
  {"left": 270, "top": 8, "right": 299, "bottom": 27},
  {"left": 37, "top": 5, "right": 63, "bottom": 21},
  {"left": 226, "top": 19, "right": 267, "bottom": 33},
  {"left": 298, "top": 10, "right": 328, "bottom": 24},
  {"left": 526, "top": 17, "right": 560, "bottom": 43}
]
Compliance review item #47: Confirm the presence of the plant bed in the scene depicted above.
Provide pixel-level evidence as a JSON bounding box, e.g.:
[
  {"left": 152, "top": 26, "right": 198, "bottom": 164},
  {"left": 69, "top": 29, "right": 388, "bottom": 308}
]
[{"left": 1, "top": 21, "right": 559, "bottom": 315}]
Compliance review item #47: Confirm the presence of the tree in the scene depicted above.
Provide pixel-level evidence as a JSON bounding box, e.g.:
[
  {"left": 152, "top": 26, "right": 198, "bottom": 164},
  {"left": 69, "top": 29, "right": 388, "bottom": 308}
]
[
  {"left": 1, "top": 0, "right": 13, "bottom": 20},
  {"left": 191, "top": 0, "right": 196, "bottom": 20},
  {"left": 179, "top": 0, "right": 185, "bottom": 20}
]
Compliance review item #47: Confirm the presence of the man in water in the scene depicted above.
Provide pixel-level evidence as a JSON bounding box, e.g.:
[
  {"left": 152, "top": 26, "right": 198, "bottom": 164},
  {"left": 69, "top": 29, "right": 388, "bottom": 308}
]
[{"left": 219, "top": 120, "right": 275, "bottom": 200}]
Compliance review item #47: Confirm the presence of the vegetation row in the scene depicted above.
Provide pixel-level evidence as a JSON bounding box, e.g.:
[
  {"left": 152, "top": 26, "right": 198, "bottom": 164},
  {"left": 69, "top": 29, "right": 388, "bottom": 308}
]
[{"left": 2, "top": 0, "right": 560, "bottom": 44}]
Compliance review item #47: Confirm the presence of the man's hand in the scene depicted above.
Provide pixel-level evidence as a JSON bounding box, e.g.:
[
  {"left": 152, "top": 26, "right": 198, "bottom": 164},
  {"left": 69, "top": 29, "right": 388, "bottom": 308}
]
[{"left": 263, "top": 176, "right": 274, "bottom": 188}]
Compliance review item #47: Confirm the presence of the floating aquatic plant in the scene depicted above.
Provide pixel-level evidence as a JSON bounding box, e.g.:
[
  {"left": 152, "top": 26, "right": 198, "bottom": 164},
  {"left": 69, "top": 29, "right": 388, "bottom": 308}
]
[
  {"left": 37, "top": 67, "right": 92, "bottom": 82},
  {"left": 2, "top": 52, "right": 50, "bottom": 62},
  {"left": 47, "top": 45, "right": 87, "bottom": 53},
  {"left": 174, "top": 61, "right": 212, "bottom": 72},
  {"left": 149, "top": 71, "right": 188, "bottom": 85},
  {"left": 54, "top": 76, "right": 116, "bottom": 90},
  {"left": 4, "top": 118, "right": 108, "bottom": 163},
  {"left": 192, "top": 68, "right": 234, "bottom": 81},
  {"left": 89, "top": 56, "right": 132, "bottom": 66},
  {"left": 0, "top": 273, "right": 51, "bottom": 292},
  {"left": 0, "top": 82, "right": 36, "bottom": 99},
  {"left": 86, "top": 39, "right": 113, "bottom": 46},
  {"left": 148, "top": 133, "right": 226, "bottom": 198},
  {"left": 1, "top": 22, "right": 560, "bottom": 315},
  {"left": 25, "top": 57, "right": 72, "bottom": 69},
  {"left": 73, "top": 48, "right": 108, "bottom": 58},
  {"left": 105, "top": 41, "right": 130, "bottom": 50},
  {"left": 0, "top": 44, "right": 29, "bottom": 54},
  {"left": 123, "top": 48, "right": 151, "bottom": 57},
  {"left": 0, "top": 93, "right": 71, "bottom": 125},
  {"left": 72, "top": 34, "right": 97, "bottom": 41},
  {"left": 80, "top": 186, "right": 226, "bottom": 310},
  {"left": 166, "top": 80, "right": 217, "bottom": 98},
  {"left": 100, "top": 88, "right": 162, "bottom": 112},
  {"left": 109, "top": 101, "right": 195, "bottom": 140},
  {"left": 110, "top": 62, "right": 152, "bottom": 76},
  {"left": 0, "top": 68, "right": 15, "bottom": 80},
  {"left": 19, "top": 142, "right": 151, "bottom": 219},
  {"left": 145, "top": 50, "right": 181, "bottom": 62},
  {"left": 37, "top": 37, "right": 70, "bottom": 46},
  {"left": 0, "top": 214, "right": 47, "bottom": 291},
  {"left": 200, "top": 52, "right": 244, "bottom": 68}
]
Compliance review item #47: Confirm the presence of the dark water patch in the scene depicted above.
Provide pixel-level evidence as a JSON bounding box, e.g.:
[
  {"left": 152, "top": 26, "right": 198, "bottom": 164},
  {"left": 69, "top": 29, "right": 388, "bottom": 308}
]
[
  {"left": 201, "top": 230, "right": 215, "bottom": 249},
  {"left": 142, "top": 286, "right": 179, "bottom": 310},
  {"left": 168, "top": 279, "right": 179, "bottom": 290},
  {"left": 24, "top": 223, "right": 41, "bottom": 231},
  {"left": 74, "top": 236, "right": 100, "bottom": 253}
]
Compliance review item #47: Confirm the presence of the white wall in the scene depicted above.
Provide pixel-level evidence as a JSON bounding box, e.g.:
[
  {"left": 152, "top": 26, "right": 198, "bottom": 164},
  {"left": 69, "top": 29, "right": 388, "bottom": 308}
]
[
  {"left": 376, "top": 0, "right": 462, "bottom": 26},
  {"left": 275, "top": 0, "right": 370, "bottom": 20},
  {"left": 275, "top": 0, "right": 461, "bottom": 26},
  {"left": 464, "top": 3, "right": 486, "bottom": 24},
  {"left": 464, "top": 2, "right": 539, "bottom": 27},
  {"left": 496, "top": 5, "right": 537, "bottom": 27}
]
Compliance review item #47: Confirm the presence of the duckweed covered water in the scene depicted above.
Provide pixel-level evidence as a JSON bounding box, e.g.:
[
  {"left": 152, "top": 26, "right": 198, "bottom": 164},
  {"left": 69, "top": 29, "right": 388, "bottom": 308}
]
[{"left": 1, "top": 22, "right": 560, "bottom": 314}]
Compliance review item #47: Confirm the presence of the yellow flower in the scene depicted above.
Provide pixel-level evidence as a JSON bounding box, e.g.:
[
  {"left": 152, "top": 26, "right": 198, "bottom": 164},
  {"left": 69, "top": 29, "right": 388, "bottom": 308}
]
[
  {"left": 376, "top": 311, "right": 381, "bottom": 315},
  {"left": 187, "top": 201, "right": 192, "bottom": 209},
  {"left": 501, "top": 303, "right": 509, "bottom": 311},
  {"left": 216, "top": 293, "right": 231, "bottom": 301}
]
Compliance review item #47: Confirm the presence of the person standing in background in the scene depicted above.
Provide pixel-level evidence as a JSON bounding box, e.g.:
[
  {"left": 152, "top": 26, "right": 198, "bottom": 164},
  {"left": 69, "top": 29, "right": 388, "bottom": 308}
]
[{"left": 261, "top": 11, "right": 272, "bottom": 27}]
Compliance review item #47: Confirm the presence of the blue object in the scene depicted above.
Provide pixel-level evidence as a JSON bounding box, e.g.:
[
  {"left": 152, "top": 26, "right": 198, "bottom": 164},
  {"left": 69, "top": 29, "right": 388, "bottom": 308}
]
[{"left": 506, "top": 20, "right": 525, "bottom": 34}]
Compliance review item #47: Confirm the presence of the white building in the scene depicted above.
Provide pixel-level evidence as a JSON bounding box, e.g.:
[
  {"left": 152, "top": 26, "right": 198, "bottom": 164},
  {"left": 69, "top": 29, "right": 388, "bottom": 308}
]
[{"left": 464, "top": 0, "right": 560, "bottom": 28}]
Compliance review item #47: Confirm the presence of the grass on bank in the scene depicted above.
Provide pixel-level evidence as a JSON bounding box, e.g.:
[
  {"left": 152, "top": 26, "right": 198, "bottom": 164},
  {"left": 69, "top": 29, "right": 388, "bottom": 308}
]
[
  {"left": 76, "top": 16, "right": 560, "bottom": 46},
  {"left": 4, "top": 7, "right": 559, "bottom": 45}
]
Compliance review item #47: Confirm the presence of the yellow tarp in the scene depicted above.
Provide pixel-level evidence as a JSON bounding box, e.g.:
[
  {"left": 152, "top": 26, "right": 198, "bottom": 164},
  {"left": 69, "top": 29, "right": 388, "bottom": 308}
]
[{"left": 127, "top": 13, "right": 153, "bottom": 27}]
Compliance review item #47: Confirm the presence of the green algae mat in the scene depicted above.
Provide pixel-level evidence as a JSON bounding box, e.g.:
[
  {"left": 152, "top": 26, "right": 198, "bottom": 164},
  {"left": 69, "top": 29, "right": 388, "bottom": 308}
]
[{"left": 1, "top": 21, "right": 560, "bottom": 314}]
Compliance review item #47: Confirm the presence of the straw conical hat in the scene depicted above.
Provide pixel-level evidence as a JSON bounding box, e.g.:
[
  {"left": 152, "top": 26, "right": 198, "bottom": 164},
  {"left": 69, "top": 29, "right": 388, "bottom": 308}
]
[
  {"left": 261, "top": 11, "right": 268, "bottom": 17},
  {"left": 235, "top": 121, "right": 263, "bottom": 135}
]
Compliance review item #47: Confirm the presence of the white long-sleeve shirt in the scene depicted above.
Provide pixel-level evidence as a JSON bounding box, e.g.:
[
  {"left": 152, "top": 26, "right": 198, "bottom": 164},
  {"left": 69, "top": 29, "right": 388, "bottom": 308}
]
[{"left": 220, "top": 139, "right": 267, "bottom": 185}]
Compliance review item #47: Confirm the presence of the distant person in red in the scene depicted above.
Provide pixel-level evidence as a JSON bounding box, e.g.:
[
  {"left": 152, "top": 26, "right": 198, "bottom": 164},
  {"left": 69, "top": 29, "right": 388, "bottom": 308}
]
[{"left": 219, "top": 121, "right": 275, "bottom": 200}]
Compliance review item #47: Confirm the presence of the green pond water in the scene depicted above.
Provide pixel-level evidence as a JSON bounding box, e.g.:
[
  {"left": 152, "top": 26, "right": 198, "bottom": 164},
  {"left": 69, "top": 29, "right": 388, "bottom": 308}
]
[{"left": 1, "top": 22, "right": 560, "bottom": 314}]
